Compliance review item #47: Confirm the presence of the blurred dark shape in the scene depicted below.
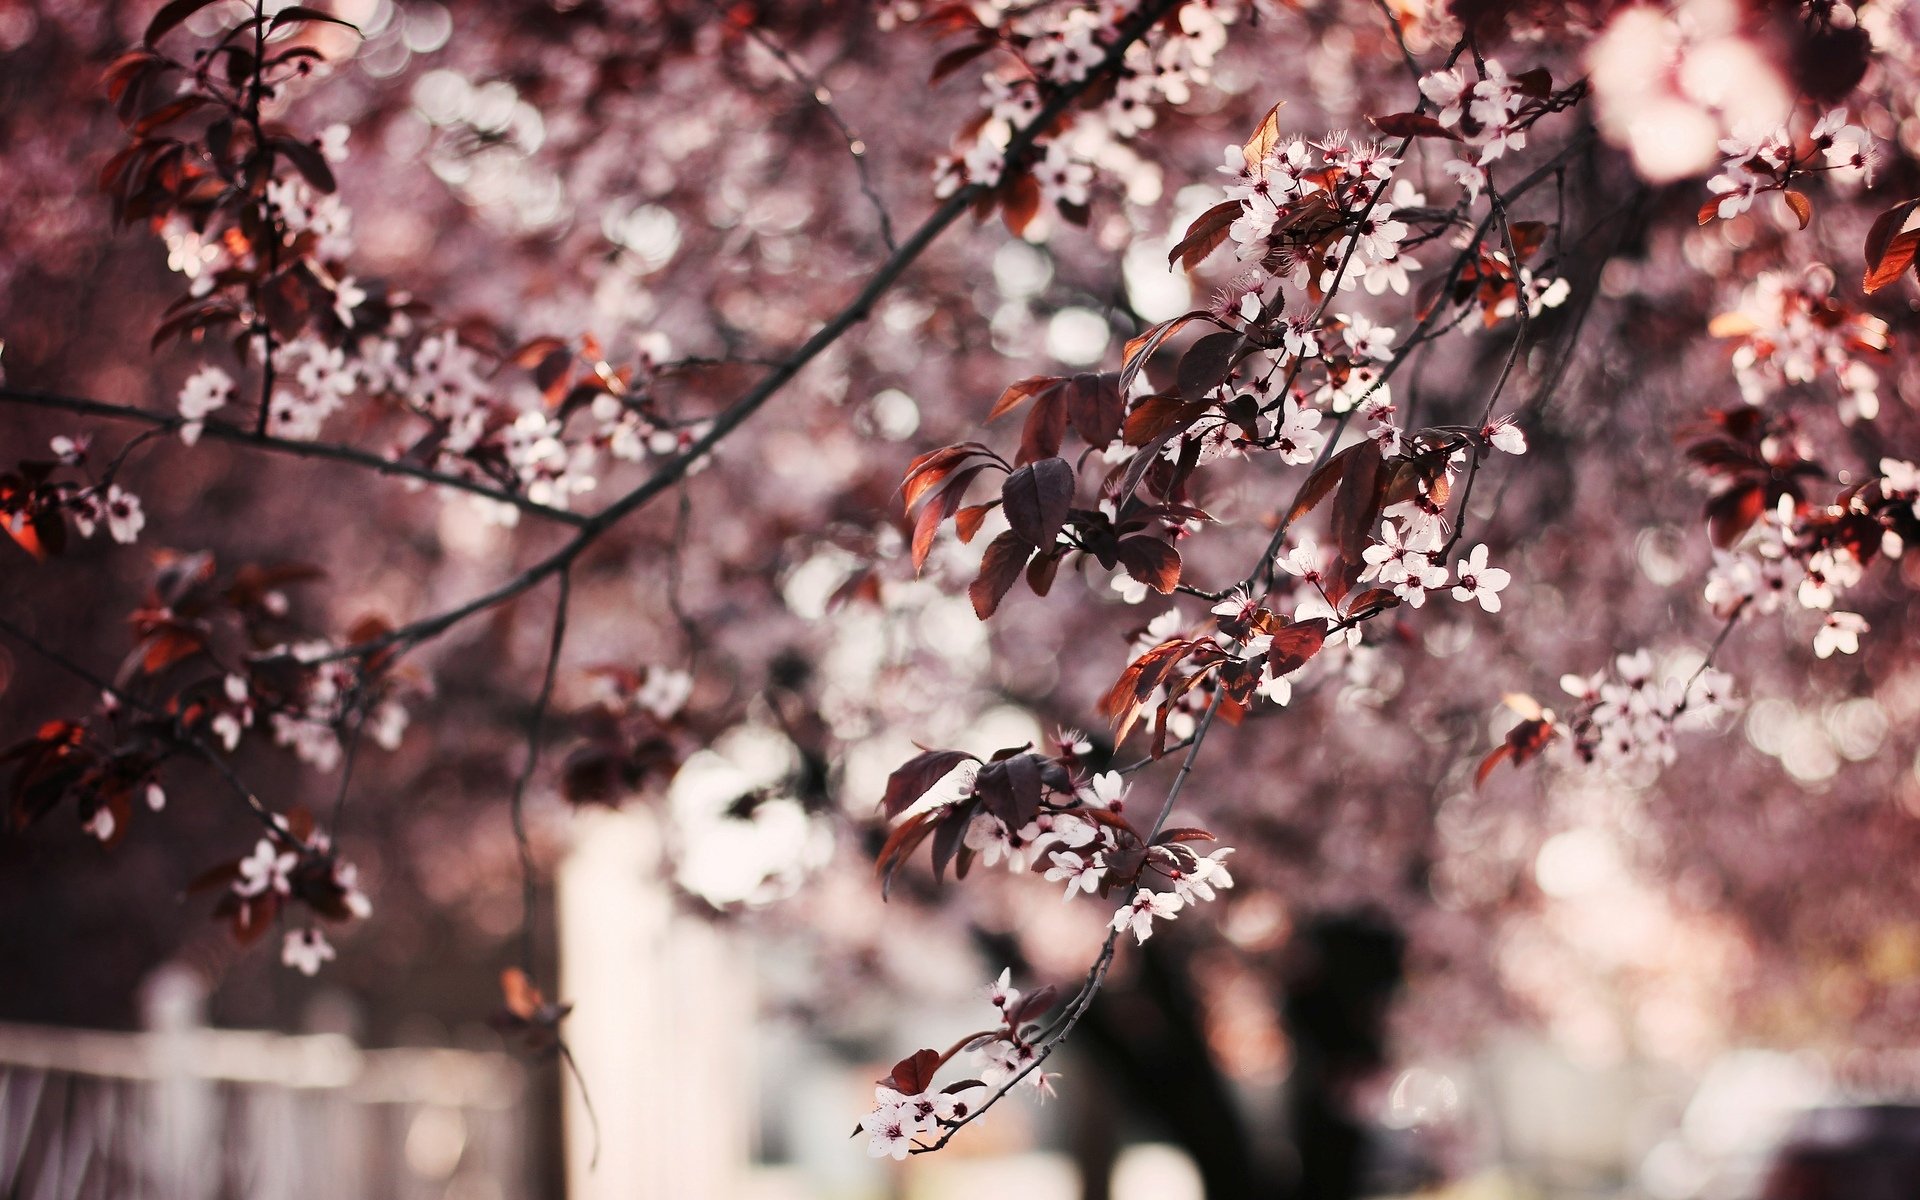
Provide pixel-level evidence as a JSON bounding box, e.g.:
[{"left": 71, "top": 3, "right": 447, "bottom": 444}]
[
  {"left": 1282, "top": 910, "right": 1408, "bottom": 1200},
  {"left": 1757, "top": 1104, "right": 1920, "bottom": 1200}
]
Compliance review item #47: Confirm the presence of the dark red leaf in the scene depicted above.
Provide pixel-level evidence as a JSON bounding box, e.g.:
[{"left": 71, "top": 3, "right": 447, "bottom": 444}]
[
  {"left": 969, "top": 531, "right": 1034, "bottom": 619},
  {"left": 881, "top": 749, "right": 976, "bottom": 820},
  {"left": 1001, "top": 458, "right": 1074, "bottom": 547},
  {"left": 1369, "top": 112, "right": 1462, "bottom": 141},
  {"left": 1167, "top": 200, "right": 1242, "bottom": 271},
  {"left": 1176, "top": 330, "right": 1241, "bottom": 400},
  {"left": 1115, "top": 537, "right": 1180, "bottom": 594}
]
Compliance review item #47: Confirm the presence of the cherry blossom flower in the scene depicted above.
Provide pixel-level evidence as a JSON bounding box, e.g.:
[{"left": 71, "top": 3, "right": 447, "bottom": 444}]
[
  {"left": 1419, "top": 67, "right": 1469, "bottom": 126},
  {"left": 1483, "top": 417, "right": 1527, "bottom": 455},
  {"left": 281, "top": 928, "right": 336, "bottom": 976},
  {"left": 1045, "top": 850, "right": 1104, "bottom": 899},
  {"left": 1035, "top": 143, "right": 1093, "bottom": 208},
  {"left": 1813, "top": 611, "right": 1867, "bottom": 659},
  {"left": 1111, "top": 887, "right": 1183, "bottom": 944},
  {"left": 1451, "top": 544, "right": 1512, "bottom": 612},
  {"left": 1273, "top": 538, "right": 1324, "bottom": 585},
  {"left": 1272, "top": 396, "right": 1325, "bottom": 465},
  {"left": 103, "top": 486, "right": 145, "bottom": 544},
  {"left": 860, "top": 1093, "right": 917, "bottom": 1160},
  {"left": 1078, "top": 769, "right": 1127, "bottom": 812},
  {"left": 1210, "top": 586, "right": 1259, "bottom": 624},
  {"left": 177, "top": 364, "right": 234, "bottom": 445},
  {"left": 234, "top": 837, "right": 297, "bottom": 898},
  {"left": 1444, "top": 159, "right": 1486, "bottom": 202},
  {"left": 987, "top": 968, "right": 1019, "bottom": 1011}
]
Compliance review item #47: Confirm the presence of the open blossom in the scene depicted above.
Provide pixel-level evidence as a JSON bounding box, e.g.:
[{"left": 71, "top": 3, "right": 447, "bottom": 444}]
[
  {"left": 1210, "top": 586, "right": 1259, "bottom": 625},
  {"left": 1484, "top": 417, "right": 1527, "bottom": 455},
  {"left": 1034, "top": 143, "right": 1092, "bottom": 207},
  {"left": 1451, "top": 544, "right": 1512, "bottom": 612},
  {"left": 177, "top": 364, "right": 234, "bottom": 444},
  {"left": 1813, "top": 611, "right": 1867, "bottom": 659},
  {"left": 234, "top": 837, "right": 297, "bottom": 898},
  {"left": 1271, "top": 396, "right": 1324, "bottom": 464},
  {"left": 1444, "top": 158, "right": 1486, "bottom": 202},
  {"left": 1077, "top": 769, "right": 1127, "bottom": 810},
  {"left": 1111, "top": 887, "right": 1183, "bottom": 944},
  {"left": 75, "top": 485, "right": 147, "bottom": 544},
  {"left": 281, "top": 928, "right": 336, "bottom": 976},
  {"left": 860, "top": 1090, "right": 920, "bottom": 1160},
  {"left": 1045, "top": 850, "right": 1104, "bottom": 899},
  {"left": 1274, "top": 537, "right": 1324, "bottom": 585}
]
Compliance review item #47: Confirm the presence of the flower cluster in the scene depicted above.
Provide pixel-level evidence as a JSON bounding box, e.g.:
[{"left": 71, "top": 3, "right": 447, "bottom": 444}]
[
  {"left": 216, "top": 825, "right": 373, "bottom": 978},
  {"left": 1710, "top": 265, "right": 1889, "bottom": 424},
  {"left": 1555, "top": 650, "right": 1737, "bottom": 777},
  {"left": 1703, "top": 108, "right": 1873, "bottom": 221},
  {"left": 926, "top": 0, "right": 1244, "bottom": 229}
]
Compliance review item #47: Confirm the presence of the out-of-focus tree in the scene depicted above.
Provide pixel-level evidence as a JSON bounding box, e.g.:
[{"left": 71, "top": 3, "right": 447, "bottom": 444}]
[{"left": 3, "top": 0, "right": 1919, "bottom": 1192}]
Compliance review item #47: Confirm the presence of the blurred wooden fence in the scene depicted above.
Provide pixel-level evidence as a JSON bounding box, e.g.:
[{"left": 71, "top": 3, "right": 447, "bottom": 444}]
[{"left": 0, "top": 973, "right": 526, "bottom": 1200}]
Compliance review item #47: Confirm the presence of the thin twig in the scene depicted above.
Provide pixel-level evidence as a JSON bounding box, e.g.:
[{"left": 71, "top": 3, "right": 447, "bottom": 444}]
[
  {"left": 0, "top": 387, "right": 589, "bottom": 526},
  {"left": 727, "top": 12, "right": 898, "bottom": 253},
  {"left": 508, "top": 568, "right": 572, "bottom": 975}
]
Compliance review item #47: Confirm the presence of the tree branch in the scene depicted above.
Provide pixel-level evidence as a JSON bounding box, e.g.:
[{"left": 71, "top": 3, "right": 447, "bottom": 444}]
[
  {"left": 0, "top": 386, "right": 591, "bottom": 527},
  {"left": 283, "top": 0, "right": 1187, "bottom": 670}
]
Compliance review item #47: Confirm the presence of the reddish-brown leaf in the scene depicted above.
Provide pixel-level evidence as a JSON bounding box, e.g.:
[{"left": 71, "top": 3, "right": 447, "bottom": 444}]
[
  {"left": 1783, "top": 189, "right": 1813, "bottom": 230},
  {"left": 1864, "top": 226, "right": 1920, "bottom": 294},
  {"left": 1001, "top": 458, "right": 1074, "bottom": 547},
  {"left": 1368, "top": 111, "right": 1462, "bottom": 141},
  {"left": 1176, "top": 330, "right": 1241, "bottom": 400},
  {"left": 988, "top": 375, "right": 1064, "bottom": 423},
  {"left": 876, "top": 812, "right": 938, "bottom": 897},
  {"left": 969, "top": 531, "right": 1035, "bottom": 619},
  {"left": 1330, "top": 445, "right": 1390, "bottom": 567},
  {"left": 1001, "top": 171, "right": 1042, "bottom": 238},
  {"left": 930, "top": 40, "right": 994, "bottom": 84},
  {"left": 954, "top": 502, "right": 997, "bottom": 544},
  {"left": 1167, "top": 200, "right": 1243, "bottom": 272},
  {"left": 1017, "top": 387, "right": 1069, "bottom": 466},
  {"left": 1266, "top": 619, "right": 1327, "bottom": 676},
  {"left": 1114, "top": 537, "right": 1180, "bottom": 594},
  {"left": 1120, "top": 311, "right": 1213, "bottom": 395},
  {"left": 881, "top": 749, "right": 976, "bottom": 819},
  {"left": 1242, "top": 102, "right": 1286, "bottom": 168},
  {"left": 1064, "top": 372, "right": 1125, "bottom": 447},
  {"left": 145, "top": 0, "right": 219, "bottom": 45},
  {"left": 1286, "top": 444, "right": 1355, "bottom": 525},
  {"left": 887, "top": 1048, "right": 944, "bottom": 1094}
]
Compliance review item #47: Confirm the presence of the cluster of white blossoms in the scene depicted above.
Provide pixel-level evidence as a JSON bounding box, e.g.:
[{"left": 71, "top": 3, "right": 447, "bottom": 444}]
[
  {"left": 859, "top": 1081, "right": 966, "bottom": 1160},
  {"left": 266, "top": 646, "right": 410, "bottom": 772},
  {"left": 157, "top": 125, "right": 704, "bottom": 525},
  {"left": 1705, "top": 108, "right": 1873, "bottom": 220},
  {"left": 1712, "top": 265, "right": 1890, "bottom": 424},
  {"left": 1419, "top": 59, "right": 1535, "bottom": 167},
  {"left": 930, "top": 0, "right": 1243, "bottom": 208},
  {"left": 1558, "top": 650, "right": 1736, "bottom": 775},
  {"left": 66, "top": 483, "right": 146, "bottom": 545},
  {"left": 1219, "top": 133, "right": 1422, "bottom": 298},
  {"left": 1705, "top": 484, "right": 1900, "bottom": 661},
  {"left": 227, "top": 828, "right": 373, "bottom": 977}
]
